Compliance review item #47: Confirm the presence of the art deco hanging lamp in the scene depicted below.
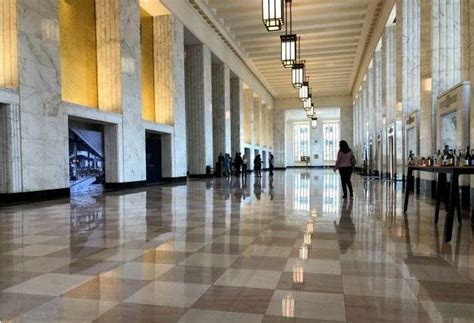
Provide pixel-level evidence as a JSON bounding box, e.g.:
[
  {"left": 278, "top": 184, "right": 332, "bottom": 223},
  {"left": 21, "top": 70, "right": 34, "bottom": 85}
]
[
  {"left": 299, "top": 77, "right": 309, "bottom": 101},
  {"left": 292, "top": 37, "right": 304, "bottom": 88},
  {"left": 262, "top": 0, "right": 284, "bottom": 31}
]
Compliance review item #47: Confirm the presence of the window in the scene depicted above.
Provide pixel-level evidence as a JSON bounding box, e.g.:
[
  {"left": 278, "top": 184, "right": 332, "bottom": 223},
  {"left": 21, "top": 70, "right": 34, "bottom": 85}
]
[
  {"left": 294, "top": 123, "right": 310, "bottom": 161},
  {"left": 323, "top": 122, "right": 340, "bottom": 162}
]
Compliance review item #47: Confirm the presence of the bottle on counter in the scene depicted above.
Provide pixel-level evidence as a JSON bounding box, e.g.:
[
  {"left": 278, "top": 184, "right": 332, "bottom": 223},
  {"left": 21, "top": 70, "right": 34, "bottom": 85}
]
[
  {"left": 453, "top": 149, "right": 458, "bottom": 166},
  {"left": 465, "top": 146, "right": 471, "bottom": 166},
  {"left": 470, "top": 149, "right": 474, "bottom": 166},
  {"left": 448, "top": 149, "right": 454, "bottom": 166},
  {"left": 441, "top": 148, "right": 447, "bottom": 166}
]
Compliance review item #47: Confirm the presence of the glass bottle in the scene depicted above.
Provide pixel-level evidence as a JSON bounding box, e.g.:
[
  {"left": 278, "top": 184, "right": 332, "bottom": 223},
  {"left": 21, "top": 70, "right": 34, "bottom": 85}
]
[
  {"left": 465, "top": 146, "right": 471, "bottom": 166},
  {"left": 448, "top": 149, "right": 454, "bottom": 166}
]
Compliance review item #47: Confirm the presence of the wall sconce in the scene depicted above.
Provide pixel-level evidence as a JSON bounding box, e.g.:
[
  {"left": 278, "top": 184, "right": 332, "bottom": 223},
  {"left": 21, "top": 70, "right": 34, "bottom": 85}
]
[{"left": 310, "top": 209, "right": 318, "bottom": 217}]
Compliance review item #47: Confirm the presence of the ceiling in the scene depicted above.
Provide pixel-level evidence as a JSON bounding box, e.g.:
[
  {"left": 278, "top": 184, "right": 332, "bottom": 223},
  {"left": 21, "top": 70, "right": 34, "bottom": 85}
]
[{"left": 204, "top": 0, "right": 384, "bottom": 99}]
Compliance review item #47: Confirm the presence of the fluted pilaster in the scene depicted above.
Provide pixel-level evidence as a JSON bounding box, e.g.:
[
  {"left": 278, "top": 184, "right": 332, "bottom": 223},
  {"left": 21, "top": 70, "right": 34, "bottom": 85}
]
[{"left": 185, "top": 44, "right": 213, "bottom": 175}]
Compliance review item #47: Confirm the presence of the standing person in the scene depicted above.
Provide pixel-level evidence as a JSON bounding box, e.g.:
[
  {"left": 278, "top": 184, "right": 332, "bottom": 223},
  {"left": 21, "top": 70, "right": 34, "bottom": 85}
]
[
  {"left": 216, "top": 153, "right": 225, "bottom": 177},
  {"left": 234, "top": 152, "right": 243, "bottom": 176},
  {"left": 254, "top": 154, "right": 262, "bottom": 177},
  {"left": 334, "top": 140, "right": 355, "bottom": 198},
  {"left": 269, "top": 153, "right": 275, "bottom": 177},
  {"left": 242, "top": 154, "right": 248, "bottom": 176},
  {"left": 224, "top": 153, "right": 231, "bottom": 177}
]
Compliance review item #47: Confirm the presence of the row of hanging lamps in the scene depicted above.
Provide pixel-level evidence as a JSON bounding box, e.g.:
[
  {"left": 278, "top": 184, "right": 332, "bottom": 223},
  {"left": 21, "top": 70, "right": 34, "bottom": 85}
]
[
  {"left": 262, "top": 0, "right": 317, "bottom": 127},
  {"left": 262, "top": 0, "right": 284, "bottom": 32},
  {"left": 280, "top": 0, "right": 297, "bottom": 68}
]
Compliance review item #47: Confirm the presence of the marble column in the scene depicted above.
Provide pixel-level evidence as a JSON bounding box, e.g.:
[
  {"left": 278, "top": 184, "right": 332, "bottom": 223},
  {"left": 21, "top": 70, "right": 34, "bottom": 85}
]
[
  {"left": 273, "top": 109, "right": 286, "bottom": 168},
  {"left": 418, "top": 0, "right": 435, "bottom": 192},
  {"left": 373, "top": 51, "right": 382, "bottom": 173},
  {"left": 119, "top": 0, "right": 146, "bottom": 183},
  {"left": 230, "top": 77, "right": 244, "bottom": 155},
  {"left": 185, "top": 44, "right": 213, "bottom": 175},
  {"left": 268, "top": 107, "right": 273, "bottom": 150},
  {"left": 243, "top": 89, "right": 254, "bottom": 145},
  {"left": 211, "top": 62, "right": 231, "bottom": 163},
  {"left": 17, "top": 0, "right": 69, "bottom": 192},
  {"left": 0, "top": 104, "right": 21, "bottom": 193},
  {"left": 470, "top": 0, "right": 474, "bottom": 198},
  {"left": 382, "top": 25, "right": 396, "bottom": 126},
  {"left": 253, "top": 97, "right": 262, "bottom": 148}
]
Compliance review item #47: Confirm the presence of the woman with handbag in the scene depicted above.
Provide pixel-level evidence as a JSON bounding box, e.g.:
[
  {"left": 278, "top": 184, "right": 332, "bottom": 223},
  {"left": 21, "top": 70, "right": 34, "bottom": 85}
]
[{"left": 334, "top": 140, "right": 356, "bottom": 199}]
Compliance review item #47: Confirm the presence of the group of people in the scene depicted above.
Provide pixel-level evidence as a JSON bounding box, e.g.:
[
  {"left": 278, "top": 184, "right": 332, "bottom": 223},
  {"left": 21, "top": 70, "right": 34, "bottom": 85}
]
[{"left": 216, "top": 152, "right": 275, "bottom": 178}]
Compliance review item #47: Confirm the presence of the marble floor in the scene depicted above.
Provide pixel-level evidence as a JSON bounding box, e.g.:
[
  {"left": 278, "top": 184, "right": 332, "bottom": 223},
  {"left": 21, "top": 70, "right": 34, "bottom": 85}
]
[{"left": 1, "top": 169, "right": 474, "bottom": 322}]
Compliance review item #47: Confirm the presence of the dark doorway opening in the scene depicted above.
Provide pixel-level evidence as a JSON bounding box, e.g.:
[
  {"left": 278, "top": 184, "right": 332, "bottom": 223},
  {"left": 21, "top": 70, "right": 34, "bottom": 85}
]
[
  {"left": 69, "top": 119, "right": 105, "bottom": 194},
  {"left": 146, "top": 132, "right": 162, "bottom": 183}
]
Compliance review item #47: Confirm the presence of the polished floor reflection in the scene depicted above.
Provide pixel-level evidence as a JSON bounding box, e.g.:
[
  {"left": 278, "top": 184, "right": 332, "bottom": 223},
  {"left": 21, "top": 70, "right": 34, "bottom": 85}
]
[{"left": 1, "top": 169, "right": 474, "bottom": 322}]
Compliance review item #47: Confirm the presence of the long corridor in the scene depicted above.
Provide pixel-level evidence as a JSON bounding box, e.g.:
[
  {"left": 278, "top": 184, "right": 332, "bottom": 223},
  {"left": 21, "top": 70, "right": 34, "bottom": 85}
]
[{"left": 1, "top": 169, "right": 473, "bottom": 322}]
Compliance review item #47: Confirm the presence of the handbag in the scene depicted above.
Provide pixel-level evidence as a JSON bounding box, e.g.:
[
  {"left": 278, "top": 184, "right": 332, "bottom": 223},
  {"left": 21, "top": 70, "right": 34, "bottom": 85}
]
[{"left": 350, "top": 153, "right": 357, "bottom": 166}]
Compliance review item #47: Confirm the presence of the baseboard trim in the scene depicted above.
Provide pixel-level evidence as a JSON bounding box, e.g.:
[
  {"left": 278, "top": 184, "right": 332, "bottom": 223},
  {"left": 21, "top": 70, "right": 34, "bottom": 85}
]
[
  {"left": 104, "top": 181, "right": 147, "bottom": 190},
  {"left": 0, "top": 188, "right": 70, "bottom": 206}
]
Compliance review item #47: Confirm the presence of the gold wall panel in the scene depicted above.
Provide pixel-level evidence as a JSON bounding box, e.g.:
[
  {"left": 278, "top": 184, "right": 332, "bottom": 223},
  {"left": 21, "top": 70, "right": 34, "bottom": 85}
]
[
  {"left": 96, "top": 0, "right": 122, "bottom": 113},
  {"left": 154, "top": 15, "right": 174, "bottom": 125},
  {"left": 140, "top": 8, "right": 155, "bottom": 122},
  {"left": 0, "top": 0, "right": 18, "bottom": 90},
  {"left": 59, "top": 0, "right": 98, "bottom": 108}
]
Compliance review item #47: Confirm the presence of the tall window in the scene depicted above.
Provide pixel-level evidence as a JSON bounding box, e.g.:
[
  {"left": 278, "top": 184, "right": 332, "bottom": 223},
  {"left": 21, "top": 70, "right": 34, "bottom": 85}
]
[
  {"left": 323, "top": 122, "right": 340, "bottom": 162},
  {"left": 294, "top": 123, "right": 310, "bottom": 161}
]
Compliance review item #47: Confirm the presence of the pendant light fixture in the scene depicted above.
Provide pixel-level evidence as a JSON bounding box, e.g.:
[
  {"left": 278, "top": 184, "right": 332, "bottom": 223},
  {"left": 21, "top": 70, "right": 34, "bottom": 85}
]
[
  {"left": 306, "top": 104, "right": 315, "bottom": 118},
  {"left": 280, "top": 0, "right": 296, "bottom": 68},
  {"left": 311, "top": 117, "right": 318, "bottom": 129},
  {"left": 303, "top": 94, "right": 312, "bottom": 110},
  {"left": 262, "top": 0, "right": 284, "bottom": 31},
  {"left": 299, "top": 77, "right": 309, "bottom": 101},
  {"left": 292, "top": 37, "right": 304, "bottom": 88}
]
